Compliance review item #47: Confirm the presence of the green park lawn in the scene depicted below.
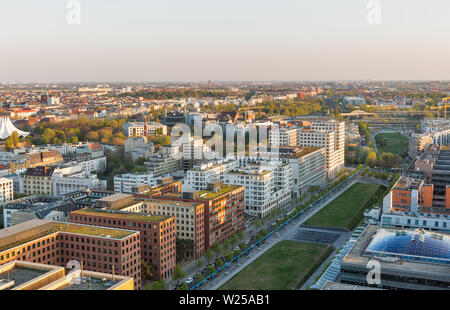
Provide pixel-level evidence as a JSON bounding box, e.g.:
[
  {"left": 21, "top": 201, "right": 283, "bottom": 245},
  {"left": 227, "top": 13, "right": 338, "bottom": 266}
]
[
  {"left": 303, "top": 182, "right": 384, "bottom": 230},
  {"left": 220, "top": 240, "right": 332, "bottom": 290},
  {"left": 375, "top": 132, "right": 409, "bottom": 155}
]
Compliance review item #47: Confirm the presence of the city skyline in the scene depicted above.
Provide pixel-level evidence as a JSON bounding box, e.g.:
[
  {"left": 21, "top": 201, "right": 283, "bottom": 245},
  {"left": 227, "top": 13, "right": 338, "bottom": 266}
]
[{"left": 1, "top": 0, "right": 449, "bottom": 82}]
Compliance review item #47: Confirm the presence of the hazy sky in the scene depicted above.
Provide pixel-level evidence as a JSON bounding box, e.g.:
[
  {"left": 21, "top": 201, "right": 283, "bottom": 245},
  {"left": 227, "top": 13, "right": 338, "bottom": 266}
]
[{"left": 1, "top": 0, "right": 449, "bottom": 82}]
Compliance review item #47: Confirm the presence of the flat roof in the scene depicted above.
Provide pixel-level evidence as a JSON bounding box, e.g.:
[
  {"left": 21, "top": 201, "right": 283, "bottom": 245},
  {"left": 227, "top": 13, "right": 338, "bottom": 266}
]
[
  {"left": 97, "top": 193, "right": 133, "bottom": 202},
  {"left": 0, "top": 265, "right": 48, "bottom": 289},
  {"left": 322, "top": 281, "right": 382, "bottom": 290},
  {"left": 144, "top": 199, "right": 200, "bottom": 208},
  {"left": 393, "top": 176, "right": 423, "bottom": 191},
  {"left": 106, "top": 199, "right": 143, "bottom": 210},
  {"left": 0, "top": 219, "right": 50, "bottom": 240},
  {"left": 0, "top": 220, "right": 137, "bottom": 253},
  {"left": 58, "top": 276, "right": 120, "bottom": 290},
  {"left": 279, "top": 146, "right": 323, "bottom": 159},
  {"left": 198, "top": 184, "right": 242, "bottom": 199},
  {"left": 72, "top": 208, "right": 170, "bottom": 223}
]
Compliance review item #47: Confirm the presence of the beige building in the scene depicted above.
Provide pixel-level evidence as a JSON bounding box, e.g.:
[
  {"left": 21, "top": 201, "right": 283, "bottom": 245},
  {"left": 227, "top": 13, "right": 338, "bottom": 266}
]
[
  {"left": 23, "top": 166, "right": 55, "bottom": 195},
  {"left": 409, "top": 133, "right": 433, "bottom": 158}
]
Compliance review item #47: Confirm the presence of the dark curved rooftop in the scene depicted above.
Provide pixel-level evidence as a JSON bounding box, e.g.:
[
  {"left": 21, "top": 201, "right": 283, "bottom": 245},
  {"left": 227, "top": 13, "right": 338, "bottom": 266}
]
[{"left": 364, "top": 228, "right": 450, "bottom": 265}]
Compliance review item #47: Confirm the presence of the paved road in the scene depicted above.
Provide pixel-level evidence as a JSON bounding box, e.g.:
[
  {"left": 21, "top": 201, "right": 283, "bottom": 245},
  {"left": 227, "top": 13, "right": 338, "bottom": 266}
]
[
  {"left": 176, "top": 172, "right": 390, "bottom": 290},
  {"left": 196, "top": 177, "right": 363, "bottom": 290}
]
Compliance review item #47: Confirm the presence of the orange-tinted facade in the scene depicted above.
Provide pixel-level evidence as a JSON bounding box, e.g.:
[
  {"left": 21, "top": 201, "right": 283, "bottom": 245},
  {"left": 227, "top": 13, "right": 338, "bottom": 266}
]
[
  {"left": 0, "top": 224, "right": 142, "bottom": 289},
  {"left": 69, "top": 210, "right": 176, "bottom": 281}
]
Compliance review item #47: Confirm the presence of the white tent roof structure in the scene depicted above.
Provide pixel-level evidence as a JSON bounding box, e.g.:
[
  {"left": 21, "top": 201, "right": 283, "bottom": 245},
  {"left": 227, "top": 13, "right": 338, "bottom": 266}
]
[{"left": 0, "top": 112, "right": 30, "bottom": 140}]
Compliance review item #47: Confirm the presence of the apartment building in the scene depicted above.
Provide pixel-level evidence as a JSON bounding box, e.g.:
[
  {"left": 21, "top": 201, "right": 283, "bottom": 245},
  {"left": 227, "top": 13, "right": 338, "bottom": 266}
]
[
  {"left": 132, "top": 177, "right": 182, "bottom": 199},
  {"left": 124, "top": 136, "right": 155, "bottom": 162},
  {"left": 144, "top": 153, "right": 180, "bottom": 177},
  {"left": 2, "top": 195, "right": 76, "bottom": 227},
  {"left": 123, "top": 122, "right": 168, "bottom": 137},
  {"left": 68, "top": 156, "right": 107, "bottom": 174},
  {"left": 269, "top": 119, "right": 345, "bottom": 178},
  {"left": 224, "top": 166, "right": 288, "bottom": 218},
  {"left": 70, "top": 208, "right": 176, "bottom": 281},
  {"left": 268, "top": 126, "right": 298, "bottom": 147},
  {"left": 0, "top": 177, "right": 13, "bottom": 204},
  {"left": 0, "top": 219, "right": 142, "bottom": 289},
  {"left": 160, "top": 182, "right": 245, "bottom": 249},
  {"left": 8, "top": 151, "right": 64, "bottom": 174},
  {"left": 114, "top": 173, "right": 157, "bottom": 194},
  {"left": 52, "top": 173, "right": 107, "bottom": 196},
  {"left": 194, "top": 183, "right": 245, "bottom": 249},
  {"left": 409, "top": 133, "right": 434, "bottom": 158},
  {"left": 181, "top": 136, "right": 206, "bottom": 170},
  {"left": 23, "top": 166, "right": 55, "bottom": 195},
  {"left": 184, "top": 159, "right": 237, "bottom": 191}
]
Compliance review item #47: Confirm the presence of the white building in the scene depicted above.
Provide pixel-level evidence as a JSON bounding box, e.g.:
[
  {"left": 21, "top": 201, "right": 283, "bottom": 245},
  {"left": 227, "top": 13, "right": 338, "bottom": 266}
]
[
  {"left": 123, "top": 122, "right": 168, "bottom": 137},
  {"left": 0, "top": 177, "right": 13, "bottom": 204},
  {"left": 113, "top": 173, "right": 157, "bottom": 193},
  {"left": 52, "top": 168, "right": 106, "bottom": 196},
  {"left": 0, "top": 151, "right": 15, "bottom": 165},
  {"left": 124, "top": 136, "right": 155, "bottom": 162},
  {"left": 144, "top": 153, "right": 180, "bottom": 177},
  {"left": 224, "top": 164, "right": 291, "bottom": 218},
  {"left": 269, "top": 119, "right": 345, "bottom": 178},
  {"left": 269, "top": 127, "right": 298, "bottom": 147},
  {"left": 66, "top": 156, "right": 107, "bottom": 174},
  {"left": 184, "top": 159, "right": 237, "bottom": 191},
  {"left": 47, "top": 96, "right": 60, "bottom": 105},
  {"left": 3, "top": 174, "right": 24, "bottom": 194}
]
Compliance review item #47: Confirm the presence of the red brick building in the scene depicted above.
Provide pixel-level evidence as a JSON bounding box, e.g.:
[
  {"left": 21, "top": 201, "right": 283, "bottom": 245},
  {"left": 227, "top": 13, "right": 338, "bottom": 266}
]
[
  {"left": 0, "top": 219, "right": 142, "bottom": 289},
  {"left": 69, "top": 208, "right": 176, "bottom": 281}
]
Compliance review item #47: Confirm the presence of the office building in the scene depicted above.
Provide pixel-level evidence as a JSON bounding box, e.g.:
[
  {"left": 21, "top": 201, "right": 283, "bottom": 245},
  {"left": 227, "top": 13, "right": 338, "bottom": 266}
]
[
  {"left": 0, "top": 219, "right": 142, "bottom": 289},
  {"left": 70, "top": 207, "right": 175, "bottom": 281}
]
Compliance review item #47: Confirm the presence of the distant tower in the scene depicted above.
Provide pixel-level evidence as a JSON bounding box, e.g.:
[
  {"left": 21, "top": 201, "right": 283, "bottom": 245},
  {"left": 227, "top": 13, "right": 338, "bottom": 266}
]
[{"left": 144, "top": 115, "right": 148, "bottom": 137}]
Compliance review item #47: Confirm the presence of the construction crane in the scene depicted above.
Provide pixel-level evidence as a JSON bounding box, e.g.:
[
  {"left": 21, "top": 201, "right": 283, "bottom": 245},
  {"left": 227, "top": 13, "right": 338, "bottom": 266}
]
[{"left": 429, "top": 97, "right": 450, "bottom": 119}]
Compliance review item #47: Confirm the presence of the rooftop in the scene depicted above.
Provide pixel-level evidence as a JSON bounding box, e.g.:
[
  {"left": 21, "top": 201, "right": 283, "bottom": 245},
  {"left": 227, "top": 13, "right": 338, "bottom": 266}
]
[
  {"left": 197, "top": 184, "right": 242, "bottom": 199},
  {"left": 342, "top": 225, "right": 450, "bottom": 277},
  {"left": 0, "top": 220, "right": 137, "bottom": 253},
  {"left": 97, "top": 193, "right": 133, "bottom": 202},
  {"left": 72, "top": 208, "right": 170, "bottom": 223},
  {"left": 0, "top": 264, "right": 49, "bottom": 289},
  {"left": 53, "top": 222, "right": 137, "bottom": 239},
  {"left": 393, "top": 176, "right": 423, "bottom": 191},
  {"left": 364, "top": 227, "right": 450, "bottom": 265}
]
